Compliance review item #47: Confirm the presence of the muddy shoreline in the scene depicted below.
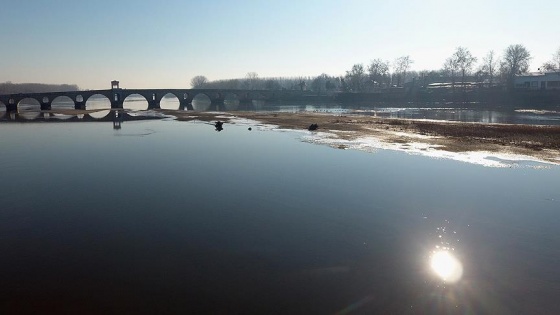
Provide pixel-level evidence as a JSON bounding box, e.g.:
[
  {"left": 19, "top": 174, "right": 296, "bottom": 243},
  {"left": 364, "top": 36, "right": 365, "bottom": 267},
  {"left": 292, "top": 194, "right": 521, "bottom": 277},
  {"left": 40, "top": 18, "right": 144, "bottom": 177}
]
[{"left": 162, "top": 110, "right": 560, "bottom": 165}]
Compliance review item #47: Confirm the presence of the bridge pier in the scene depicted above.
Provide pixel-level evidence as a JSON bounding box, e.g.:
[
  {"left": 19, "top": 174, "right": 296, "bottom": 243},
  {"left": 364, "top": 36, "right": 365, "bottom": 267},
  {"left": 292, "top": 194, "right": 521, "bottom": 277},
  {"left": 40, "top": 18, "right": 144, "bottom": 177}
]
[
  {"left": 210, "top": 98, "right": 225, "bottom": 106},
  {"left": 6, "top": 99, "right": 17, "bottom": 112},
  {"left": 208, "top": 96, "right": 225, "bottom": 111},
  {"left": 111, "top": 101, "right": 123, "bottom": 109},
  {"left": 148, "top": 100, "right": 160, "bottom": 109},
  {"left": 40, "top": 100, "right": 51, "bottom": 110},
  {"left": 111, "top": 90, "right": 123, "bottom": 109},
  {"left": 74, "top": 101, "right": 86, "bottom": 110},
  {"left": 179, "top": 100, "right": 194, "bottom": 111}
]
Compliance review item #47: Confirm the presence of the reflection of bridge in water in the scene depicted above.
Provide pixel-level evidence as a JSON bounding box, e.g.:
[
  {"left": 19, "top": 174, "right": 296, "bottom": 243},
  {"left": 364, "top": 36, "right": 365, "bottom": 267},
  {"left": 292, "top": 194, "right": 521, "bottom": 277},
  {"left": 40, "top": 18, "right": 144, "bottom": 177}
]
[{"left": 0, "top": 81, "right": 308, "bottom": 112}]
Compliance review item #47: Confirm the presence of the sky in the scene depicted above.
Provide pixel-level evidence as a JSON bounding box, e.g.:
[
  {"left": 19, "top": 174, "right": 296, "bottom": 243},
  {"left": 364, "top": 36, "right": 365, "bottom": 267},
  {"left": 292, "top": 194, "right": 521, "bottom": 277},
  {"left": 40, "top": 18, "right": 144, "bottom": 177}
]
[{"left": 1, "top": 0, "right": 558, "bottom": 90}]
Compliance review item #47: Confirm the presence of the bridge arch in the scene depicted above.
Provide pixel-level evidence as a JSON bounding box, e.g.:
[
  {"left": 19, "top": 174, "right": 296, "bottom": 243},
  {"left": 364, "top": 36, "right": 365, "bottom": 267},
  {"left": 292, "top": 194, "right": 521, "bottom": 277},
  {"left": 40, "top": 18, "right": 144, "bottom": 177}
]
[
  {"left": 51, "top": 96, "right": 75, "bottom": 119},
  {"left": 76, "top": 95, "right": 84, "bottom": 103},
  {"left": 51, "top": 96, "right": 75, "bottom": 110},
  {"left": 123, "top": 93, "right": 148, "bottom": 111},
  {"left": 86, "top": 94, "right": 111, "bottom": 119},
  {"left": 160, "top": 92, "right": 180, "bottom": 110},
  {"left": 192, "top": 93, "right": 211, "bottom": 111},
  {"left": 224, "top": 92, "right": 240, "bottom": 110},
  {"left": 17, "top": 97, "right": 41, "bottom": 120}
]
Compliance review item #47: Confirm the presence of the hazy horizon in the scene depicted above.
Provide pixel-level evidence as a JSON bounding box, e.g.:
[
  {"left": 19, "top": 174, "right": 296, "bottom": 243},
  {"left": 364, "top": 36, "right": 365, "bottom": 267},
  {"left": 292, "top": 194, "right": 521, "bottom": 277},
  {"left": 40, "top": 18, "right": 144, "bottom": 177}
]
[{"left": 1, "top": 0, "right": 558, "bottom": 90}]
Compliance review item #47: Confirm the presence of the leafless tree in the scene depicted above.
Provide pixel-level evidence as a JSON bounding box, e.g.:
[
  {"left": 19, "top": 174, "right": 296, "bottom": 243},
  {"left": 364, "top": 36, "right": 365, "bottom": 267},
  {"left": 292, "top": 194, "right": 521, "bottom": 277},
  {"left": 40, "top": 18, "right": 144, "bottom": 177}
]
[
  {"left": 540, "top": 61, "right": 557, "bottom": 72},
  {"left": 540, "top": 47, "right": 560, "bottom": 71},
  {"left": 553, "top": 47, "right": 560, "bottom": 70},
  {"left": 264, "top": 79, "right": 281, "bottom": 90},
  {"left": 311, "top": 74, "right": 329, "bottom": 95},
  {"left": 481, "top": 50, "right": 499, "bottom": 85},
  {"left": 500, "top": 44, "right": 531, "bottom": 88},
  {"left": 393, "top": 56, "right": 413, "bottom": 87},
  {"left": 443, "top": 55, "right": 459, "bottom": 89},
  {"left": 345, "top": 64, "right": 366, "bottom": 92},
  {"left": 190, "top": 75, "right": 208, "bottom": 88},
  {"left": 367, "top": 59, "right": 390, "bottom": 88},
  {"left": 246, "top": 72, "right": 259, "bottom": 90},
  {"left": 453, "top": 47, "right": 477, "bottom": 87}
]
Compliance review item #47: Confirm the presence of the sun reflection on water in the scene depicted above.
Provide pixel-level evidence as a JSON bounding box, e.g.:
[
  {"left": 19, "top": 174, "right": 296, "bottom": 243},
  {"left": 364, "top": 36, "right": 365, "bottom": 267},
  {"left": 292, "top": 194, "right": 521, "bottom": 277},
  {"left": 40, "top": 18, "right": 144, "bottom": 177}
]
[
  {"left": 430, "top": 250, "right": 463, "bottom": 283},
  {"left": 428, "top": 219, "right": 464, "bottom": 283}
]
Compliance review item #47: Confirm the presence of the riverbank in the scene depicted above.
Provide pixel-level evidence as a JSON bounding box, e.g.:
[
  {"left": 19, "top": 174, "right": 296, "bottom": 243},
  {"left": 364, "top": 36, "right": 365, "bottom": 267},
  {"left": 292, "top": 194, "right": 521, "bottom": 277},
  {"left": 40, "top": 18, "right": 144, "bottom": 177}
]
[{"left": 162, "top": 110, "right": 560, "bottom": 165}]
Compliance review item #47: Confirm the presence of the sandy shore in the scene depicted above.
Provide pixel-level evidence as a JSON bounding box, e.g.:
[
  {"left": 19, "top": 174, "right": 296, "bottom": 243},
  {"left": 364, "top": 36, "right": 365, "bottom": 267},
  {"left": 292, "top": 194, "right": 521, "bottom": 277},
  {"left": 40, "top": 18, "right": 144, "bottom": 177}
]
[{"left": 160, "top": 110, "right": 560, "bottom": 166}]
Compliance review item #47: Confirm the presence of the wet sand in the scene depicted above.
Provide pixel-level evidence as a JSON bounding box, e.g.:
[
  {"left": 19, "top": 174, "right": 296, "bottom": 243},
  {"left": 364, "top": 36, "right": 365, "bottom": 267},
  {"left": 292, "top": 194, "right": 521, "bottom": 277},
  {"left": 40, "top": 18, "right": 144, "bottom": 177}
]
[{"left": 161, "top": 110, "right": 560, "bottom": 165}]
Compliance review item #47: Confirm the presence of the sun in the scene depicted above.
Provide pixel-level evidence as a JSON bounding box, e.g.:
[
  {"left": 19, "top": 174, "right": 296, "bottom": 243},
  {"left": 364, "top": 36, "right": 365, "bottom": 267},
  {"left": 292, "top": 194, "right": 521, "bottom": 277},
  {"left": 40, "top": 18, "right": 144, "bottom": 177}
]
[{"left": 430, "top": 250, "right": 463, "bottom": 283}]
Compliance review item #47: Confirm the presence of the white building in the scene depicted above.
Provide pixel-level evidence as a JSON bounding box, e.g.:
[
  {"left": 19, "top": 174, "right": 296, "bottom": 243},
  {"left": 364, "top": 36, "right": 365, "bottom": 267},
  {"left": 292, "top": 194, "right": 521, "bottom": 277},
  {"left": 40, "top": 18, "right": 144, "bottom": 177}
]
[{"left": 515, "top": 71, "right": 560, "bottom": 90}]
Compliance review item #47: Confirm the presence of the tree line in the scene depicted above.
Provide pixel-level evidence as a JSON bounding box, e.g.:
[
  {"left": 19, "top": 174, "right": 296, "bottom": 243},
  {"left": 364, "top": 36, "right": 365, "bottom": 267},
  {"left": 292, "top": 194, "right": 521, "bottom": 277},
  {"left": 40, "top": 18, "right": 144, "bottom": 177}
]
[
  {"left": 192, "top": 44, "right": 560, "bottom": 93},
  {"left": 0, "top": 82, "right": 80, "bottom": 95}
]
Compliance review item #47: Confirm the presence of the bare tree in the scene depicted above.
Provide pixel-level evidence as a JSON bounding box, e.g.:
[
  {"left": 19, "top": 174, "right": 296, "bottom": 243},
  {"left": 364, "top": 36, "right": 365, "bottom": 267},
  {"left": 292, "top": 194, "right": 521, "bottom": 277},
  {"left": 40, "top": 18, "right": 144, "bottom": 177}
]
[
  {"left": 540, "top": 61, "right": 557, "bottom": 72},
  {"left": 264, "top": 79, "right": 281, "bottom": 90},
  {"left": 311, "top": 74, "right": 329, "bottom": 95},
  {"left": 297, "top": 77, "right": 307, "bottom": 91},
  {"left": 190, "top": 75, "right": 208, "bottom": 88},
  {"left": 453, "top": 47, "right": 477, "bottom": 87},
  {"left": 540, "top": 47, "right": 560, "bottom": 71},
  {"left": 393, "top": 56, "right": 413, "bottom": 87},
  {"left": 345, "top": 64, "right": 366, "bottom": 92},
  {"left": 246, "top": 72, "right": 259, "bottom": 90},
  {"left": 367, "top": 59, "right": 390, "bottom": 88},
  {"left": 500, "top": 44, "right": 531, "bottom": 89},
  {"left": 443, "top": 55, "right": 459, "bottom": 89},
  {"left": 481, "top": 50, "right": 499, "bottom": 85},
  {"left": 553, "top": 47, "right": 560, "bottom": 70}
]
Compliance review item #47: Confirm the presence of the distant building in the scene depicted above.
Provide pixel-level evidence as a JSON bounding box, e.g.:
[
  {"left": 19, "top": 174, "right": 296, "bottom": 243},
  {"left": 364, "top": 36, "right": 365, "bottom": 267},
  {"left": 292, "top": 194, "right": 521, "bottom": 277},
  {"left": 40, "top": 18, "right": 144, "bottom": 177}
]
[
  {"left": 426, "top": 82, "right": 480, "bottom": 90},
  {"left": 514, "top": 72, "right": 560, "bottom": 90}
]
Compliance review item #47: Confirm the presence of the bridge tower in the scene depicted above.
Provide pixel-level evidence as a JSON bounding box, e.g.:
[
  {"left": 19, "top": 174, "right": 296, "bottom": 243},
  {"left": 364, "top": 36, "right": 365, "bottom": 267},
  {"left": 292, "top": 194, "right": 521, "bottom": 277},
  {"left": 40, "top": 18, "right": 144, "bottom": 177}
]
[{"left": 110, "top": 80, "right": 123, "bottom": 109}]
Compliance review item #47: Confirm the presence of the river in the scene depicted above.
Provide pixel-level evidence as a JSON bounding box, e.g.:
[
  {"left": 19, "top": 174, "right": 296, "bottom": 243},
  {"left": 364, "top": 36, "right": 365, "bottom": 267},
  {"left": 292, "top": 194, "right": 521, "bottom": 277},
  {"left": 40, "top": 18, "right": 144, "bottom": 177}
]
[
  {"left": 1, "top": 111, "right": 560, "bottom": 314},
  {"left": 3, "top": 95, "right": 560, "bottom": 126}
]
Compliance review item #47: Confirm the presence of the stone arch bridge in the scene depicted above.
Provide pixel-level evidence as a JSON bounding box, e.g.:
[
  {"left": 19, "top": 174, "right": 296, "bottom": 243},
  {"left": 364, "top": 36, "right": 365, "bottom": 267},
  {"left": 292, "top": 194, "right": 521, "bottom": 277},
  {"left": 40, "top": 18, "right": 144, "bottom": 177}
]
[{"left": 0, "top": 88, "right": 306, "bottom": 112}]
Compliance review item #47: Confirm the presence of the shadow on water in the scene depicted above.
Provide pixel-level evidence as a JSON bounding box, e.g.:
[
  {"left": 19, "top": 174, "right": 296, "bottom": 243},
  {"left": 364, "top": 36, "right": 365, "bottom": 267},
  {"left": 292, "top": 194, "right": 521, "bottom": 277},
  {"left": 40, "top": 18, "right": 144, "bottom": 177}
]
[{"left": 0, "top": 109, "right": 160, "bottom": 129}]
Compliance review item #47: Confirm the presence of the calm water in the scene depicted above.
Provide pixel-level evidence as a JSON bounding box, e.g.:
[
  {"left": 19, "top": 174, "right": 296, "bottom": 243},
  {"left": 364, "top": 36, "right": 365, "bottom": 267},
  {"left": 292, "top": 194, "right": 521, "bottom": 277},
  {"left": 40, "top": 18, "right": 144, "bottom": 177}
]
[
  {"left": 1, "top": 117, "right": 560, "bottom": 314},
  {"left": 4, "top": 96, "right": 560, "bottom": 125}
]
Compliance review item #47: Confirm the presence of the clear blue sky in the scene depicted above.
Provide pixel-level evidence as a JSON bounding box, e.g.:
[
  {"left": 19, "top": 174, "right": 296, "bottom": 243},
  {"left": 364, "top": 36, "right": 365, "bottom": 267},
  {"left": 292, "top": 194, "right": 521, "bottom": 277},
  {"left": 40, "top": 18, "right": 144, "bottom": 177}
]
[{"left": 1, "top": 0, "right": 558, "bottom": 89}]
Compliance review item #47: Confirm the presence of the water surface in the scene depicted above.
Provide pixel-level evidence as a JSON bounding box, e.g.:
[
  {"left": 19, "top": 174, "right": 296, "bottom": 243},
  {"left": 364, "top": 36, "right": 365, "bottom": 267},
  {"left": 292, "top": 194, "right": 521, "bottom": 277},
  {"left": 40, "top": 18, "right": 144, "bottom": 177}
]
[{"left": 1, "top": 119, "right": 559, "bottom": 314}]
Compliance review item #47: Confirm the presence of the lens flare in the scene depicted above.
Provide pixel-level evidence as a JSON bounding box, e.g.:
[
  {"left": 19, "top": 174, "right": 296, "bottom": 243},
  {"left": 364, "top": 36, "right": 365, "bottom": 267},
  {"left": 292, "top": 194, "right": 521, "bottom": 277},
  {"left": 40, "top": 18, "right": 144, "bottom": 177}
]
[{"left": 430, "top": 250, "right": 463, "bottom": 283}]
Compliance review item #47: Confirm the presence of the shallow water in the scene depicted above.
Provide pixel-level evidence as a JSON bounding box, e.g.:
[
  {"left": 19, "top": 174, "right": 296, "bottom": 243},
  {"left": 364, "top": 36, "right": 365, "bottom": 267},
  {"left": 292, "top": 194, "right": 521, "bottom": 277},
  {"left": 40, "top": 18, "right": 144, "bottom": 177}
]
[{"left": 1, "top": 119, "right": 559, "bottom": 314}]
